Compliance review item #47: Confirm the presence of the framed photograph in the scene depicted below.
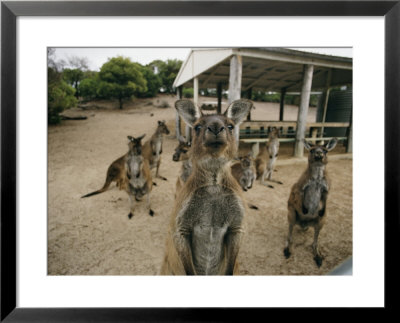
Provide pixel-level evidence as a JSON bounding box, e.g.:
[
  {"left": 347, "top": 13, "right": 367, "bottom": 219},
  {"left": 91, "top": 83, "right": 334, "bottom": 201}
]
[{"left": 1, "top": 0, "right": 398, "bottom": 321}]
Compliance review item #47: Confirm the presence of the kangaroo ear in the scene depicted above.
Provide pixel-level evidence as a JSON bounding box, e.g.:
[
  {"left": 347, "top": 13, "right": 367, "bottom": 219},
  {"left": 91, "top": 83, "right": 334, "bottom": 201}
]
[
  {"left": 137, "top": 134, "right": 146, "bottom": 141},
  {"left": 325, "top": 137, "right": 338, "bottom": 151},
  {"left": 175, "top": 100, "right": 202, "bottom": 127},
  {"left": 127, "top": 136, "right": 134, "bottom": 141},
  {"left": 224, "top": 99, "right": 253, "bottom": 125},
  {"left": 178, "top": 135, "right": 187, "bottom": 144},
  {"left": 303, "top": 139, "right": 313, "bottom": 151}
]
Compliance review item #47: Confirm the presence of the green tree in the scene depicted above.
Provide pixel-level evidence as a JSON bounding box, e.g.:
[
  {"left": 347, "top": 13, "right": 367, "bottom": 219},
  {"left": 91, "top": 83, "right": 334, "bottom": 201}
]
[
  {"left": 138, "top": 65, "right": 162, "bottom": 97},
  {"left": 63, "top": 68, "right": 84, "bottom": 97},
  {"left": 48, "top": 67, "right": 77, "bottom": 124},
  {"left": 99, "top": 56, "right": 147, "bottom": 109},
  {"left": 149, "top": 59, "right": 182, "bottom": 93}
]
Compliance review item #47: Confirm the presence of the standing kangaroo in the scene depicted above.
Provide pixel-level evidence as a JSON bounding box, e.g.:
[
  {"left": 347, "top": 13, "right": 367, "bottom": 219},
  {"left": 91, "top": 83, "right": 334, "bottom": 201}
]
[
  {"left": 255, "top": 127, "right": 282, "bottom": 188},
  {"left": 142, "top": 120, "right": 170, "bottom": 181},
  {"left": 284, "top": 138, "right": 337, "bottom": 267},
  {"left": 160, "top": 99, "right": 253, "bottom": 275},
  {"left": 125, "top": 135, "right": 154, "bottom": 219}
]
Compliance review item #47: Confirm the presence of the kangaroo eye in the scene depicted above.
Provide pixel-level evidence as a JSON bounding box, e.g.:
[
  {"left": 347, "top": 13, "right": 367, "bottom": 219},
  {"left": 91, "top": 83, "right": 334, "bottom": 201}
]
[
  {"left": 194, "top": 125, "right": 202, "bottom": 133},
  {"left": 227, "top": 124, "right": 234, "bottom": 131}
]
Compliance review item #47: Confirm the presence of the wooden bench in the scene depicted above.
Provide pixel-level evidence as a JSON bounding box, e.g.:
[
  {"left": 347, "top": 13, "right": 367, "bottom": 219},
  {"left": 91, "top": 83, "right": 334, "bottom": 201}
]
[{"left": 239, "top": 120, "right": 350, "bottom": 155}]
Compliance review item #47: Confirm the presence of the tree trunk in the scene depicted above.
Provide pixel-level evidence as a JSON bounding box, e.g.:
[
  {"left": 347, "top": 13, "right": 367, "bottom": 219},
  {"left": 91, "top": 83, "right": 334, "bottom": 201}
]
[{"left": 119, "top": 97, "right": 123, "bottom": 109}]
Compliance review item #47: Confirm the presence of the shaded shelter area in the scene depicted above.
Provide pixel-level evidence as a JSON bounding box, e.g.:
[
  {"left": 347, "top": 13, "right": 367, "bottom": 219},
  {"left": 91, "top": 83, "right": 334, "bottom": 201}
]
[{"left": 173, "top": 48, "right": 352, "bottom": 156}]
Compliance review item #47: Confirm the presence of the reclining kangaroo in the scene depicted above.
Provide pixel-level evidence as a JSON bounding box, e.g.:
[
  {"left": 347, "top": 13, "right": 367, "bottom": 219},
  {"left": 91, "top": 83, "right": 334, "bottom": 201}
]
[{"left": 160, "top": 99, "right": 253, "bottom": 275}]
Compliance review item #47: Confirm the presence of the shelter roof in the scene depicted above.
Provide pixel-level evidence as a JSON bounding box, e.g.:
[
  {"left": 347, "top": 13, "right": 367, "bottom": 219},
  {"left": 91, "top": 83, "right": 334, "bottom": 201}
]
[{"left": 173, "top": 48, "right": 352, "bottom": 92}]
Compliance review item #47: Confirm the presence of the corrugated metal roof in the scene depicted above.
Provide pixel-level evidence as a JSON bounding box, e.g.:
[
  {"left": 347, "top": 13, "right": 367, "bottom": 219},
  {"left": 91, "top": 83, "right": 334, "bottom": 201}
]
[{"left": 173, "top": 47, "right": 352, "bottom": 92}]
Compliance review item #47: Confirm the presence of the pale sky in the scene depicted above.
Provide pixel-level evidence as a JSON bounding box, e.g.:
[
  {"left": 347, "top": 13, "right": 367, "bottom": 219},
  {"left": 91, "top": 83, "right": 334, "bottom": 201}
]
[{"left": 52, "top": 47, "right": 352, "bottom": 71}]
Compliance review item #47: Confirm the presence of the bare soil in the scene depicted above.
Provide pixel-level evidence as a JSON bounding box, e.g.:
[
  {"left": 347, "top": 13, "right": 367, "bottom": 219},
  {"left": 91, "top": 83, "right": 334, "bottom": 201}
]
[{"left": 48, "top": 94, "right": 352, "bottom": 275}]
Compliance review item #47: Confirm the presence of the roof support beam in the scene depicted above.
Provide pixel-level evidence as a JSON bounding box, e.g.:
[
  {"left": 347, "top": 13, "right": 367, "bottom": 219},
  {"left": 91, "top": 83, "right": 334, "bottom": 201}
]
[
  {"left": 279, "top": 88, "right": 286, "bottom": 121},
  {"left": 228, "top": 55, "right": 243, "bottom": 143},
  {"left": 294, "top": 64, "right": 314, "bottom": 157},
  {"left": 175, "top": 86, "right": 183, "bottom": 139},
  {"left": 186, "top": 77, "right": 199, "bottom": 143}
]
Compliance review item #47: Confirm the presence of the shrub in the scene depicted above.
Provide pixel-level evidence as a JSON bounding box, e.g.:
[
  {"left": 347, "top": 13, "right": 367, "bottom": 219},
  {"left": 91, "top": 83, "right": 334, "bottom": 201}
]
[{"left": 182, "top": 88, "right": 194, "bottom": 98}]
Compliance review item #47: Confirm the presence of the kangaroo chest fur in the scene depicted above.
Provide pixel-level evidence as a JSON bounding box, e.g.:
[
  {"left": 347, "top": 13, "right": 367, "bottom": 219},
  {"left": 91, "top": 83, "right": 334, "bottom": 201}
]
[
  {"left": 150, "top": 137, "right": 163, "bottom": 167},
  {"left": 302, "top": 165, "right": 328, "bottom": 217},
  {"left": 177, "top": 184, "right": 244, "bottom": 275},
  {"left": 127, "top": 156, "right": 149, "bottom": 199}
]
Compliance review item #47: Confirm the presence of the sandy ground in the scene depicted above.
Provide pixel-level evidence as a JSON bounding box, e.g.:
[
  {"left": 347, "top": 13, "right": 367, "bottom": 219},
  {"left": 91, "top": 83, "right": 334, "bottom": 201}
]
[{"left": 48, "top": 95, "right": 352, "bottom": 275}]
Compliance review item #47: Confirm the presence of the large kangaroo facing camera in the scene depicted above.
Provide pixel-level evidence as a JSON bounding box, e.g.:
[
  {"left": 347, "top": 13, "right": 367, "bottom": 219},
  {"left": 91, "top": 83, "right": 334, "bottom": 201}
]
[{"left": 160, "top": 99, "right": 253, "bottom": 275}]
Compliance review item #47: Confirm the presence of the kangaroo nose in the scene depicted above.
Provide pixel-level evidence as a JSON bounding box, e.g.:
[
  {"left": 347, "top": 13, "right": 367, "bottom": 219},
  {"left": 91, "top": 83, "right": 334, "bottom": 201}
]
[{"left": 207, "top": 124, "right": 225, "bottom": 136}]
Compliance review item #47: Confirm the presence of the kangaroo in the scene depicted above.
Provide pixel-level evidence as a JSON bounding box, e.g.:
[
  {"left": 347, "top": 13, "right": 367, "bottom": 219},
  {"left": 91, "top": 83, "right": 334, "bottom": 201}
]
[
  {"left": 142, "top": 120, "right": 170, "bottom": 181},
  {"left": 160, "top": 99, "right": 253, "bottom": 275},
  {"left": 231, "top": 154, "right": 256, "bottom": 192},
  {"left": 231, "top": 154, "right": 258, "bottom": 210},
  {"left": 82, "top": 143, "right": 130, "bottom": 198},
  {"left": 125, "top": 134, "right": 154, "bottom": 219},
  {"left": 172, "top": 136, "right": 192, "bottom": 197},
  {"left": 255, "top": 127, "right": 282, "bottom": 188},
  {"left": 284, "top": 138, "right": 337, "bottom": 267}
]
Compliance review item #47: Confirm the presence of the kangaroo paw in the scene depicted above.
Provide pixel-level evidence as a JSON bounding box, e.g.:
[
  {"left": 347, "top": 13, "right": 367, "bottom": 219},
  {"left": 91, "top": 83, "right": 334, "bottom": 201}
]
[
  {"left": 284, "top": 248, "right": 291, "bottom": 259},
  {"left": 314, "top": 255, "right": 323, "bottom": 267},
  {"left": 149, "top": 209, "right": 154, "bottom": 216},
  {"left": 128, "top": 212, "right": 134, "bottom": 219}
]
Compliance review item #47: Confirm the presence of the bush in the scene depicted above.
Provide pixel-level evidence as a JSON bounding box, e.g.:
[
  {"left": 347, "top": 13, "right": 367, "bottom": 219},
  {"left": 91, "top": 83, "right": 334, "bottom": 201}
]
[
  {"left": 48, "top": 68, "right": 77, "bottom": 124},
  {"left": 182, "top": 88, "right": 194, "bottom": 98}
]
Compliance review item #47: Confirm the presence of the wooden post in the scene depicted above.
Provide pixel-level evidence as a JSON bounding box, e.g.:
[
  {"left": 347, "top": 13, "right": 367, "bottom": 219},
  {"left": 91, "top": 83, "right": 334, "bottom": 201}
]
[
  {"left": 346, "top": 109, "right": 353, "bottom": 153},
  {"left": 279, "top": 88, "right": 286, "bottom": 121},
  {"left": 217, "top": 82, "right": 222, "bottom": 114},
  {"left": 175, "top": 86, "right": 183, "bottom": 139},
  {"left": 294, "top": 64, "right": 314, "bottom": 157},
  {"left": 228, "top": 55, "right": 243, "bottom": 143},
  {"left": 186, "top": 77, "right": 199, "bottom": 143},
  {"left": 247, "top": 88, "right": 252, "bottom": 121},
  {"left": 319, "top": 69, "right": 332, "bottom": 143}
]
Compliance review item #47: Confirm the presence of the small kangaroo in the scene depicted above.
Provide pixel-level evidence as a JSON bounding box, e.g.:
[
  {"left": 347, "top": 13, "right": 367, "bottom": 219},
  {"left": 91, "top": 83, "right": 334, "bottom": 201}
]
[
  {"left": 172, "top": 136, "right": 192, "bottom": 197},
  {"left": 284, "top": 138, "right": 337, "bottom": 267},
  {"left": 255, "top": 127, "right": 282, "bottom": 188},
  {"left": 125, "top": 134, "right": 154, "bottom": 219},
  {"left": 142, "top": 120, "right": 170, "bottom": 181},
  {"left": 231, "top": 154, "right": 256, "bottom": 192},
  {"left": 231, "top": 154, "right": 258, "bottom": 210},
  {"left": 160, "top": 99, "right": 253, "bottom": 275}
]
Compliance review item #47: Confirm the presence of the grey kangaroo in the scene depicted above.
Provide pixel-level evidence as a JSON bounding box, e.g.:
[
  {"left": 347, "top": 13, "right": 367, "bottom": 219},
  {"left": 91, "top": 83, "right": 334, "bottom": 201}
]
[
  {"left": 160, "top": 99, "right": 253, "bottom": 275},
  {"left": 284, "top": 138, "right": 337, "bottom": 267},
  {"left": 142, "top": 120, "right": 170, "bottom": 181}
]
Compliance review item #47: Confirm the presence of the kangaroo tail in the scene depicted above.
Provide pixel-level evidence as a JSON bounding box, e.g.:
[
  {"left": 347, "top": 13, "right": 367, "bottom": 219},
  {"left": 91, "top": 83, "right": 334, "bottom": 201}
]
[
  {"left": 81, "top": 178, "right": 112, "bottom": 198},
  {"left": 81, "top": 188, "right": 106, "bottom": 198}
]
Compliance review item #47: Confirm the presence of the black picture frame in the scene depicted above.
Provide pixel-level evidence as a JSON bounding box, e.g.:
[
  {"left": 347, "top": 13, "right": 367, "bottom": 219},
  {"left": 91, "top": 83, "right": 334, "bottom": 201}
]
[{"left": 1, "top": 1, "right": 398, "bottom": 321}]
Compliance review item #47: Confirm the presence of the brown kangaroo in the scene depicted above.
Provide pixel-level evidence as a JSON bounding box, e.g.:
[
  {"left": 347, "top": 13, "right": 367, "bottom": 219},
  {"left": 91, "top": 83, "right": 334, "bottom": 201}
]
[
  {"left": 125, "top": 135, "right": 154, "bottom": 219},
  {"left": 284, "top": 138, "right": 337, "bottom": 267},
  {"left": 231, "top": 154, "right": 258, "bottom": 210},
  {"left": 82, "top": 142, "right": 130, "bottom": 198},
  {"left": 142, "top": 120, "right": 170, "bottom": 181},
  {"left": 160, "top": 99, "right": 253, "bottom": 275}
]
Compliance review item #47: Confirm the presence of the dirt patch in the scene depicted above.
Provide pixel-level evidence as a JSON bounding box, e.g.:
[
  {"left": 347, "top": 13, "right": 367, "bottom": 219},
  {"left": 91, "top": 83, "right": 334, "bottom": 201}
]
[{"left": 48, "top": 95, "right": 352, "bottom": 275}]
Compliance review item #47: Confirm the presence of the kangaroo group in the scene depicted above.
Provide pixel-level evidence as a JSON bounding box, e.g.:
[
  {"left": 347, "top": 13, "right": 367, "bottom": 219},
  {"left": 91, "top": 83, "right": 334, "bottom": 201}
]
[{"left": 81, "top": 98, "right": 339, "bottom": 274}]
